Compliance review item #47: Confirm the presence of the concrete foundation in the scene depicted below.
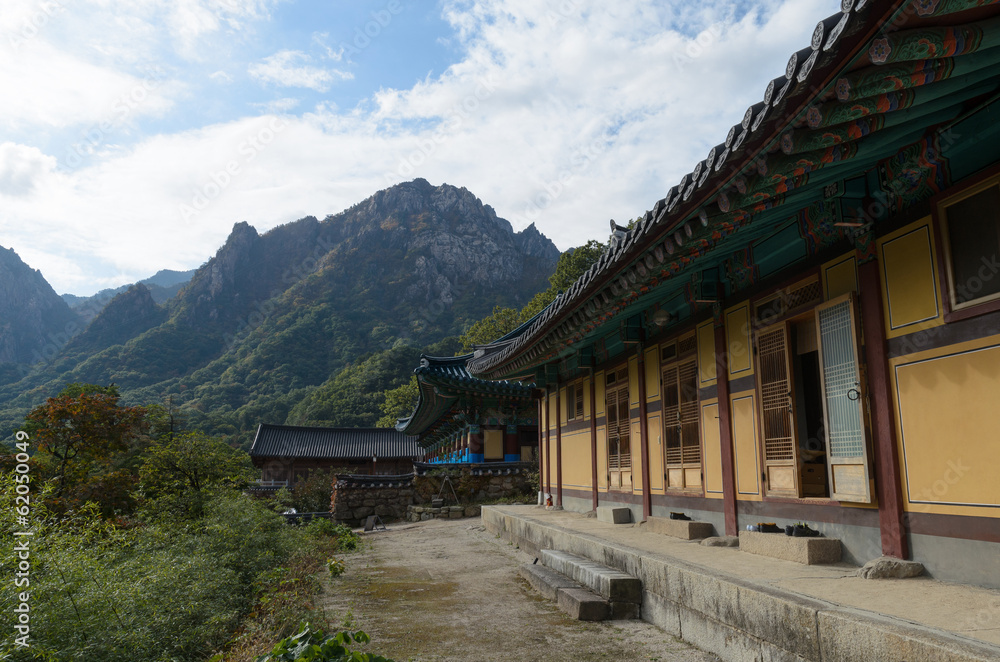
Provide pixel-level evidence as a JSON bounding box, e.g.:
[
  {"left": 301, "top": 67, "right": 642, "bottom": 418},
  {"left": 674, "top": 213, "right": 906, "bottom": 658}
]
[{"left": 484, "top": 506, "right": 1000, "bottom": 662}]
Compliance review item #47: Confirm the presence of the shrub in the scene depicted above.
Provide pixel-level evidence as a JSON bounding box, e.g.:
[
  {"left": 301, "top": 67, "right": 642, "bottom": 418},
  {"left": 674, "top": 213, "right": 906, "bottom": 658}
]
[
  {"left": 0, "top": 483, "right": 302, "bottom": 662},
  {"left": 253, "top": 624, "right": 395, "bottom": 662},
  {"left": 305, "top": 519, "right": 360, "bottom": 552}
]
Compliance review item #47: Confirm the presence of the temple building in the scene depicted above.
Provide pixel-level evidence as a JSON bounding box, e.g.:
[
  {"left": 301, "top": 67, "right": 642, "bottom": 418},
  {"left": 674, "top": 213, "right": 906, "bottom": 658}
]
[
  {"left": 469, "top": 0, "right": 1000, "bottom": 588},
  {"left": 396, "top": 354, "right": 538, "bottom": 463}
]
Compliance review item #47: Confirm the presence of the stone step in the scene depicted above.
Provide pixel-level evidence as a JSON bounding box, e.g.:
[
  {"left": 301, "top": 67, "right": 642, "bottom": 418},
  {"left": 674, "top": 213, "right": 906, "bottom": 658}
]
[
  {"left": 739, "top": 530, "right": 842, "bottom": 565},
  {"left": 540, "top": 549, "right": 642, "bottom": 604},
  {"left": 644, "top": 516, "right": 715, "bottom": 540},
  {"left": 556, "top": 587, "right": 610, "bottom": 621},
  {"left": 518, "top": 563, "right": 578, "bottom": 601}
]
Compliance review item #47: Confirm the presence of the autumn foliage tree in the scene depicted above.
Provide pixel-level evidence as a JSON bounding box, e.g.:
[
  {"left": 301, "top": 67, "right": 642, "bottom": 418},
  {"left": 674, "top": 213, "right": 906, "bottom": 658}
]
[{"left": 25, "top": 383, "right": 147, "bottom": 515}]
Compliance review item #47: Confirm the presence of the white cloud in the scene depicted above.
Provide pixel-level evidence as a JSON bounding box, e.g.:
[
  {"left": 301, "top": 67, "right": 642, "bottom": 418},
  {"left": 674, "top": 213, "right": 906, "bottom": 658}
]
[
  {"left": 0, "top": 142, "right": 56, "bottom": 196},
  {"left": 2, "top": 0, "right": 844, "bottom": 294},
  {"left": 249, "top": 50, "right": 353, "bottom": 92}
]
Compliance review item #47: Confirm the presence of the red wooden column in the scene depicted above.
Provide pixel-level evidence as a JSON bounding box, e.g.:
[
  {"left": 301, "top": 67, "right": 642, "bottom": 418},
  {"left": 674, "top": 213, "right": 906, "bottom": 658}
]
[
  {"left": 858, "top": 257, "right": 909, "bottom": 559},
  {"left": 589, "top": 375, "right": 599, "bottom": 511},
  {"left": 637, "top": 351, "right": 652, "bottom": 521},
  {"left": 543, "top": 389, "right": 551, "bottom": 500},
  {"left": 714, "top": 321, "right": 738, "bottom": 536},
  {"left": 536, "top": 395, "right": 545, "bottom": 502},
  {"left": 555, "top": 382, "right": 563, "bottom": 507}
]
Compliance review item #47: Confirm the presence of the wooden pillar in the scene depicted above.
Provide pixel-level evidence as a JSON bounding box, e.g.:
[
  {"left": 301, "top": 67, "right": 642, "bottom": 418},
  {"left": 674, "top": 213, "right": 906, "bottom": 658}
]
[
  {"left": 537, "top": 397, "right": 544, "bottom": 501},
  {"left": 590, "top": 375, "right": 599, "bottom": 512},
  {"left": 859, "top": 258, "right": 909, "bottom": 559},
  {"left": 555, "top": 382, "right": 563, "bottom": 507},
  {"left": 544, "top": 388, "right": 551, "bottom": 499},
  {"left": 637, "top": 351, "right": 652, "bottom": 521},
  {"left": 714, "top": 322, "right": 738, "bottom": 536}
]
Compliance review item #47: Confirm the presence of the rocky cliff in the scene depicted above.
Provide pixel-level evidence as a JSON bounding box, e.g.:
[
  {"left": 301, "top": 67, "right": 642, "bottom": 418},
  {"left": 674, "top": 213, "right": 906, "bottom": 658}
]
[{"left": 0, "top": 246, "right": 80, "bottom": 366}]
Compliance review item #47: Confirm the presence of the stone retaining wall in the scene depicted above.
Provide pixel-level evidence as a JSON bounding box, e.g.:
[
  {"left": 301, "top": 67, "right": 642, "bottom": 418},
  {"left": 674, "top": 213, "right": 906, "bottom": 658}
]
[
  {"left": 406, "top": 504, "right": 482, "bottom": 522},
  {"left": 330, "top": 463, "right": 534, "bottom": 527}
]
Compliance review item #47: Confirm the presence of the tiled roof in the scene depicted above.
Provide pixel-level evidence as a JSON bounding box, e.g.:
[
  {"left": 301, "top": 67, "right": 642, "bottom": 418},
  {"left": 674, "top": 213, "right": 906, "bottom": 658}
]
[
  {"left": 249, "top": 424, "right": 421, "bottom": 460},
  {"left": 468, "top": 0, "right": 1000, "bottom": 380},
  {"left": 396, "top": 353, "right": 535, "bottom": 437},
  {"left": 413, "top": 354, "right": 534, "bottom": 396}
]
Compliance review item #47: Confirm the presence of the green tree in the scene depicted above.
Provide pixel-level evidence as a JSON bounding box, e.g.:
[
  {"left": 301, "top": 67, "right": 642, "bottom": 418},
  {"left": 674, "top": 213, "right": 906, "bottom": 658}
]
[
  {"left": 521, "top": 239, "right": 606, "bottom": 319},
  {"left": 458, "top": 306, "right": 522, "bottom": 351},
  {"left": 376, "top": 375, "right": 419, "bottom": 427},
  {"left": 459, "top": 240, "right": 607, "bottom": 351},
  {"left": 139, "top": 431, "right": 254, "bottom": 498}
]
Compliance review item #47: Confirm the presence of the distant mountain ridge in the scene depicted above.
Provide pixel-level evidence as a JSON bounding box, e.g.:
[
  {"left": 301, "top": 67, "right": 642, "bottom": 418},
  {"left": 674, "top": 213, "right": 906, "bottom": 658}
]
[
  {"left": 0, "top": 179, "right": 560, "bottom": 443},
  {"left": 61, "top": 268, "right": 197, "bottom": 323}
]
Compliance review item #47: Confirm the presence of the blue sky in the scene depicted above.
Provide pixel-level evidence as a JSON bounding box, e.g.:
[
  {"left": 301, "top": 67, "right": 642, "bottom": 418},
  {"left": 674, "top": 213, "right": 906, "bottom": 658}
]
[{"left": 0, "top": 0, "right": 842, "bottom": 295}]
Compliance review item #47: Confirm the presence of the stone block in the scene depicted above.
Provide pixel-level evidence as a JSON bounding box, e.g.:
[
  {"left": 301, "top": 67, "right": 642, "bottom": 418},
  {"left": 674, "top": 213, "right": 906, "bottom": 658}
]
[
  {"left": 739, "top": 531, "right": 841, "bottom": 565},
  {"left": 609, "top": 601, "right": 640, "bottom": 620},
  {"left": 644, "top": 516, "right": 714, "bottom": 540},
  {"left": 857, "top": 556, "right": 925, "bottom": 579},
  {"left": 541, "top": 550, "right": 641, "bottom": 603},
  {"left": 596, "top": 506, "right": 631, "bottom": 524},
  {"left": 518, "top": 563, "right": 577, "bottom": 601},
  {"left": 420, "top": 513, "right": 431, "bottom": 521},
  {"left": 449, "top": 510, "right": 463, "bottom": 519},
  {"left": 701, "top": 536, "right": 740, "bottom": 547},
  {"left": 556, "top": 587, "right": 609, "bottom": 621},
  {"left": 464, "top": 505, "right": 481, "bottom": 517},
  {"left": 818, "top": 608, "right": 1000, "bottom": 662}
]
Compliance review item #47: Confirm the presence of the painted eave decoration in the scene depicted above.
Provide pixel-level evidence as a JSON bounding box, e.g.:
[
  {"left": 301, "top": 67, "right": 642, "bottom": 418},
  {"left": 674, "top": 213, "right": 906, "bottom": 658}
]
[
  {"left": 396, "top": 353, "right": 535, "bottom": 450},
  {"left": 468, "top": 0, "right": 1000, "bottom": 382}
]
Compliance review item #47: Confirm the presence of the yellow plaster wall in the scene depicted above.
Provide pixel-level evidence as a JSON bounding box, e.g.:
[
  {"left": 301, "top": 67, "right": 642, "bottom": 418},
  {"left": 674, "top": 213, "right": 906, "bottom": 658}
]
[
  {"left": 725, "top": 305, "right": 753, "bottom": 378},
  {"left": 597, "top": 424, "right": 608, "bottom": 490},
  {"left": 647, "top": 413, "right": 664, "bottom": 492},
  {"left": 702, "top": 400, "right": 723, "bottom": 497},
  {"left": 594, "top": 370, "right": 607, "bottom": 490},
  {"left": 583, "top": 376, "right": 592, "bottom": 418},
  {"left": 644, "top": 346, "right": 660, "bottom": 401},
  {"left": 631, "top": 417, "right": 643, "bottom": 495},
  {"left": 594, "top": 370, "right": 606, "bottom": 417},
  {"left": 879, "top": 219, "right": 944, "bottom": 338},
  {"left": 548, "top": 393, "right": 558, "bottom": 431},
  {"left": 891, "top": 336, "right": 1000, "bottom": 517},
  {"left": 697, "top": 320, "right": 717, "bottom": 386},
  {"left": 561, "top": 430, "right": 592, "bottom": 489},
  {"left": 731, "top": 391, "right": 762, "bottom": 500},
  {"left": 823, "top": 253, "right": 858, "bottom": 300},
  {"left": 628, "top": 356, "right": 639, "bottom": 406}
]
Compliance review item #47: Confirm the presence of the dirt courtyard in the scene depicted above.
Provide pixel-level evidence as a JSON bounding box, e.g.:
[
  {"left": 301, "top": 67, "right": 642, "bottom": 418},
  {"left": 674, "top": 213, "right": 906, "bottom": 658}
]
[{"left": 321, "top": 516, "right": 719, "bottom": 662}]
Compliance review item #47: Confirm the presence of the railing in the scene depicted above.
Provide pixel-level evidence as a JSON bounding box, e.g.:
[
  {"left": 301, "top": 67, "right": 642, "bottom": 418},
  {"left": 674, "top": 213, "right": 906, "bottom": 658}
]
[
  {"left": 412, "top": 461, "right": 536, "bottom": 477},
  {"left": 255, "top": 479, "right": 289, "bottom": 488},
  {"left": 280, "top": 511, "right": 334, "bottom": 524}
]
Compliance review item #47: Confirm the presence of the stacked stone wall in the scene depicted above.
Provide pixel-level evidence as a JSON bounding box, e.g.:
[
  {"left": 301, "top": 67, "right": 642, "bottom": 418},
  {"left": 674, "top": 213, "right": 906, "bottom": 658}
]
[{"left": 330, "top": 463, "right": 536, "bottom": 527}]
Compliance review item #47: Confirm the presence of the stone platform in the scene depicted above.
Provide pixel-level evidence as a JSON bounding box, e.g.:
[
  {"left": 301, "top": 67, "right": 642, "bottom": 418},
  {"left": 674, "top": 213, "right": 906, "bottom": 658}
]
[{"left": 486, "top": 505, "right": 1000, "bottom": 662}]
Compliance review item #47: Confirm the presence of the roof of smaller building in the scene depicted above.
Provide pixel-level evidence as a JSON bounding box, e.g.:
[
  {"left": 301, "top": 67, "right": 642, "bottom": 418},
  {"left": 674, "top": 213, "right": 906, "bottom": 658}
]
[
  {"left": 396, "top": 353, "right": 535, "bottom": 439},
  {"left": 249, "top": 424, "right": 421, "bottom": 461}
]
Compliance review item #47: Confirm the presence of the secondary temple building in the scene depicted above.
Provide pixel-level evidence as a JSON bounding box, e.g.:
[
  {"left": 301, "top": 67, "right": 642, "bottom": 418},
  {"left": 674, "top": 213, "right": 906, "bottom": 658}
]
[
  {"left": 397, "top": 354, "right": 538, "bottom": 463},
  {"left": 469, "top": 0, "right": 1000, "bottom": 588}
]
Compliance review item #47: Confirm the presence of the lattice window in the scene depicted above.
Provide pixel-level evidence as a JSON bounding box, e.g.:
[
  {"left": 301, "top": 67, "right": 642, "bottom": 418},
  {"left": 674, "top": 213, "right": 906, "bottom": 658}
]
[
  {"left": 756, "top": 326, "right": 794, "bottom": 462},
  {"left": 817, "top": 299, "right": 864, "bottom": 459}
]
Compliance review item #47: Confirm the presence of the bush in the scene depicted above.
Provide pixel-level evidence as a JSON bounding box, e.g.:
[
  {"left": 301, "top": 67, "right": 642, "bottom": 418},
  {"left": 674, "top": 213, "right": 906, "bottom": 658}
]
[
  {"left": 0, "top": 482, "right": 304, "bottom": 662},
  {"left": 306, "top": 519, "right": 360, "bottom": 552},
  {"left": 253, "top": 624, "right": 395, "bottom": 662}
]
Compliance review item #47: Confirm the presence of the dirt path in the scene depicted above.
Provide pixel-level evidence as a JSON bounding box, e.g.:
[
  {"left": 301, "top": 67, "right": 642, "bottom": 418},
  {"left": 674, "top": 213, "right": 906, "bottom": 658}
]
[{"left": 321, "top": 517, "right": 718, "bottom": 662}]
